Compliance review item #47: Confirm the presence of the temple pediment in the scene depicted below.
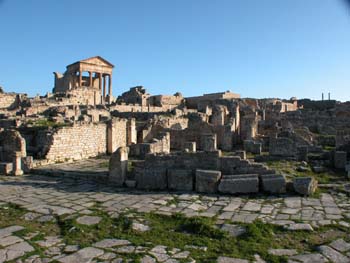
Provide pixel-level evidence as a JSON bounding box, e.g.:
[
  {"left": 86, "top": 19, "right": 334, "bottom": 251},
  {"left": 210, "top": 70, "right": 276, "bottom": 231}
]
[
  {"left": 67, "top": 56, "right": 114, "bottom": 69},
  {"left": 80, "top": 56, "right": 114, "bottom": 68}
]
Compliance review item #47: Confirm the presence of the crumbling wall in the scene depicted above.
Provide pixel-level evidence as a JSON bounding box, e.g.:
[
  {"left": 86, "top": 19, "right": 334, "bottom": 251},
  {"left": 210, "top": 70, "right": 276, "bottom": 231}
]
[
  {"left": 0, "top": 93, "right": 19, "bottom": 109},
  {"left": 134, "top": 151, "right": 274, "bottom": 190},
  {"left": 0, "top": 129, "right": 27, "bottom": 162},
  {"left": 130, "top": 132, "right": 170, "bottom": 158}
]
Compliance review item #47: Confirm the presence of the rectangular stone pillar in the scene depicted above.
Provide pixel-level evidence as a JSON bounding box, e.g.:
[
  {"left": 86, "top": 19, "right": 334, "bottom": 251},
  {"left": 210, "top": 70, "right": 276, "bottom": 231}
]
[
  {"left": 108, "top": 74, "right": 112, "bottom": 96},
  {"left": 107, "top": 119, "right": 128, "bottom": 154},
  {"left": 99, "top": 73, "right": 102, "bottom": 91},
  {"left": 195, "top": 169, "right": 221, "bottom": 193},
  {"left": 127, "top": 118, "right": 137, "bottom": 145},
  {"left": 79, "top": 70, "right": 82, "bottom": 86},
  {"left": 103, "top": 75, "right": 106, "bottom": 100},
  {"left": 201, "top": 134, "right": 217, "bottom": 152},
  {"left": 89, "top": 71, "right": 93, "bottom": 87},
  {"left": 12, "top": 151, "right": 23, "bottom": 176}
]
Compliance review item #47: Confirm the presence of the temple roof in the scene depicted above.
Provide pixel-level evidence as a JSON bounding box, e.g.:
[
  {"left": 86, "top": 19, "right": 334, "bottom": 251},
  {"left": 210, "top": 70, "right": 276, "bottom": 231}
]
[{"left": 67, "top": 56, "right": 114, "bottom": 69}]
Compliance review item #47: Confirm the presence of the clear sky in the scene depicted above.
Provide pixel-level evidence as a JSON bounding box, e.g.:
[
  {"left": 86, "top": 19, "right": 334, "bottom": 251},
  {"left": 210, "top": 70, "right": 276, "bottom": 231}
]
[{"left": 0, "top": 0, "right": 349, "bottom": 101}]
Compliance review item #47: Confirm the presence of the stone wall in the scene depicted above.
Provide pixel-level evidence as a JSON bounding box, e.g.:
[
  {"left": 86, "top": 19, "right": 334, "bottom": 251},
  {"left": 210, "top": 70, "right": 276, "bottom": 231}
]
[
  {"left": 186, "top": 91, "right": 240, "bottom": 109},
  {"left": 269, "top": 137, "right": 297, "bottom": 157},
  {"left": 107, "top": 118, "right": 128, "bottom": 154},
  {"left": 169, "top": 122, "right": 235, "bottom": 151},
  {"left": 0, "top": 93, "right": 19, "bottom": 109},
  {"left": 134, "top": 150, "right": 274, "bottom": 190},
  {"left": 149, "top": 94, "right": 183, "bottom": 107},
  {"left": 44, "top": 123, "right": 107, "bottom": 162},
  {"left": 130, "top": 132, "right": 170, "bottom": 158}
]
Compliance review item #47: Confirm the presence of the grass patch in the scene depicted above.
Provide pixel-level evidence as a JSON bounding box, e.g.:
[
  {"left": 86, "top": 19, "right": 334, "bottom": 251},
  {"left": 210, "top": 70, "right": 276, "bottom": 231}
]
[
  {"left": 2, "top": 202, "right": 350, "bottom": 263},
  {"left": 265, "top": 160, "right": 345, "bottom": 184},
  {"left": 27, "top": 118, "right": 69, "bottom": 129},
  {"left": 98, "top": 161, "right": 109, "bottom": 168}
]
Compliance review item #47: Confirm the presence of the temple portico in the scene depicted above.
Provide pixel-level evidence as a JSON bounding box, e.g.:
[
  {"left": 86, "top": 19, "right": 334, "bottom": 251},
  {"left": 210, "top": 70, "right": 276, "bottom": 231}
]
[{"left": 53, "top": 56, "right": 114, "bottom": 104}]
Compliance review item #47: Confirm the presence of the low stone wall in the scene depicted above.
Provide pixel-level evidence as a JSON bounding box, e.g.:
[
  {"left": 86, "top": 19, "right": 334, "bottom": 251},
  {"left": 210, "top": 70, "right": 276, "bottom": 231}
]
[
  {"left": 130, "top": 132, "right": 170, "bottom": 158},
  {"left": 169, "top": 122, "right": 235, "bottom": 151},
  {"left": 45, "top": 123, "right": 107, "bottom": 162},
  {"left": 134, "top": 151, "right": 274, "bottom": 190},
  {"left": 269, "top": 137, "right": 297, "bottom": 157}
]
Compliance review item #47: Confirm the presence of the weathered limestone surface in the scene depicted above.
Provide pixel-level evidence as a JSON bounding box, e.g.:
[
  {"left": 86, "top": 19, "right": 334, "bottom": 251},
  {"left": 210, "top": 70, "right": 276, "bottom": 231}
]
[
  {"left": 334, "top": 151, "right": 347, "bottom": 169},
  {"left": 260, "top": 174, "right": 286, "bottom": 194},
  {"left": 0, "top": 130, "right": 26, "bottom": 162},
  {"left": 195, "top": 169, "right": 221, "bottom": 193},
  {"left": 0, "top": 92, "right": 19, "bottom": 109},
  {"left": 293, "top": 177, "right": 318, "bottom": 196},
  {"left": 218, "top": 174, "right": 259, "bottom": 194},
  {"left": 167, "top": 169, "right": 193, "bottom": 191},
  {"left": 136, "top": 168, "right": 168, "bottom": 190},
  {"left": 12, "top": 151, "right": 23, "bottom": 176},
  {"left": 243, "top": 140, "right": 262, "bottom": 155},
  {"left": 109, "top": 146, "right": 129, "bottom": 186},
  {"left": 107, "top": 118, "right": 128, "bottom": 154},
  {"left": 201, "top": 134, "right": 217, "bottom": 152},
  {"left": 269, "top": 137, "right": 296, "bottom": 157},
  {"left": 45, "top": 123, "right": 108, "bottom": 162}
]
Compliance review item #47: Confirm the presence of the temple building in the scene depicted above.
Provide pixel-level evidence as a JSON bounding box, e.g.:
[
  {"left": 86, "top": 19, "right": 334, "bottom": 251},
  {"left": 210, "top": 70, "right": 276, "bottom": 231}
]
[{"left": 53, "top": 56, "right": 114, "bottom": 104}]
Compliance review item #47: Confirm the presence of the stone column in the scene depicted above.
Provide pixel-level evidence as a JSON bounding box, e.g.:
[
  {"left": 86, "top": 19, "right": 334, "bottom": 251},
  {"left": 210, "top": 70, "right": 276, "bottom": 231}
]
[
  {"left": 79, "top": 70, "right": 82, "bottom": 87},
  {"left": 108, "top": 74, "right": 112, "bottom": 97},
  {"left": 89, "top": 71, "right": 93, "bottom": 87},
  {"left": 99, "top": 73, "right": 102, "bottom": 91},
  {"left": 0, "top": 146, "right": 3, "bottom": 161},
  {"left": 12, "top": 151, "right": 23, "bottom": 176},
  {"left": 103, "top": 75, "right": 106, "bottom": 100}
]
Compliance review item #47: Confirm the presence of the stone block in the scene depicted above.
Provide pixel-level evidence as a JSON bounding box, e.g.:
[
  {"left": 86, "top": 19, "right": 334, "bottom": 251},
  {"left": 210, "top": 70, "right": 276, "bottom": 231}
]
[
  {"left": 167, "top": 169, "right": 193, "bottom": 191},
  {"left": 236, "top": 151, "right": 246, "bottom": 160},
  {"left": 334, "top": 151, "right": 347, "bottom": 169},
  {"left": 243, "top": 140, "right": 262, "bottom": 154},
  {"left": 109, "top": 147, "right": 128, "bottom": 186},
  {"left": 293, "top": 177, "right": 317, "bottom": 196},
  {"left": 195, "top": 169, "right": 221, "bottom": 193},
  {"left": 125, "top": 180, "right": 136, "bottom": 188},
  {"left": 218, "top": 174, "right": 259, "bottom": 194},
  {"left": 297, "top": 146, "right": 308, "bottom": 161},
  {"left": 13, "top": 151, "right": 23, "bottom": 176},
  {"left": 269, "top": 137, "right": 296, "bottom": 157},
  {"left": 260, "top": 174, "right": 286, "bottom": 194},
  {"left": 21, "top": 156, "right": 33, "bottom": 173},
  {"left": 0, "top": 162, "right": 13, "bottom": 175},
  {"left": 201, "top": 134, "right": 217, "bottom": 152},
  {"left": 136, "top": 168, "right": 167, "bottom": 190},
  {"left": 183, "top": 141, "right": 196, "bottom": 153}
]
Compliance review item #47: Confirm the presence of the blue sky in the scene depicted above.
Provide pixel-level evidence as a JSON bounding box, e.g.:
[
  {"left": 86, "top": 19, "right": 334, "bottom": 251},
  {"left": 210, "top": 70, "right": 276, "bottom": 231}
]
[{"left": 0, "top": 0, "right": 349, "bottom": 101}]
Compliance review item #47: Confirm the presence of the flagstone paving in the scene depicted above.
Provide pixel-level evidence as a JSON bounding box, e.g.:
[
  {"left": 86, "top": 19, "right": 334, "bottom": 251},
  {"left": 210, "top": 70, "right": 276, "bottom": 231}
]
[{"left": 1, "top": 174, "right": 350, "bottom": 262}]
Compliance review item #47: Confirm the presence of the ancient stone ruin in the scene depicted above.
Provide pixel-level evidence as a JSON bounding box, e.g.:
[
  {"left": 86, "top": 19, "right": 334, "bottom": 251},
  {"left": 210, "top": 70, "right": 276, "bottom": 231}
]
[{"left": 1, "top": 56, "right": 350, "bottom": 198}]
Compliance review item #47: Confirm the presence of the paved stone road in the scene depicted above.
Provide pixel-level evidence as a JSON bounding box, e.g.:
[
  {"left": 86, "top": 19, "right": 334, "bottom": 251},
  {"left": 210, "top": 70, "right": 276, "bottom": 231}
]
[{"left": 1, "top": 174, "right": 350, "bottom": 262}]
